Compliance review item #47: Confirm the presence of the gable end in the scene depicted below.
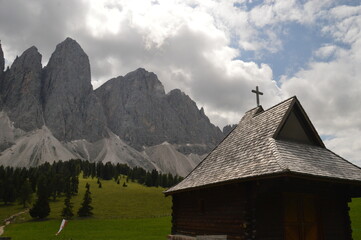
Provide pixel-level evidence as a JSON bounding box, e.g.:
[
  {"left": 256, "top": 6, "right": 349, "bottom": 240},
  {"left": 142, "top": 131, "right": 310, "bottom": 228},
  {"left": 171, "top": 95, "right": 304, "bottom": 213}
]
[{"left": 273, "top": 98, "right": 325, "bottom": 147}]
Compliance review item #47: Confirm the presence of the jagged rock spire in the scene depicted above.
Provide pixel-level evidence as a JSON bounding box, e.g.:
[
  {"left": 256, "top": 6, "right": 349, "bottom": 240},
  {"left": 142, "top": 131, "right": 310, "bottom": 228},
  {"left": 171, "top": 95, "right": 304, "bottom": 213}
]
[
  {"left": 1, "top": 46, "right": 44, "bottom": 131},
  {"left": 42, "top": 37, "right": 107, "bottom": 142},
  {"left": 0, "top": 41, "right": 4, "bottom": 109},
  {"left": 0, "top": 41, "right": 4, "bottom": 73}
]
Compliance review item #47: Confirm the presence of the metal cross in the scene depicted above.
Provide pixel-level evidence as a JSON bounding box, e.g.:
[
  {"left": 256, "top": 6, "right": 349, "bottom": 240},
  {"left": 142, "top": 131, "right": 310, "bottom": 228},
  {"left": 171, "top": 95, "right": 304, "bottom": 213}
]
[{"left": 251, "top": 86, "right": 263, "bottom": 107}]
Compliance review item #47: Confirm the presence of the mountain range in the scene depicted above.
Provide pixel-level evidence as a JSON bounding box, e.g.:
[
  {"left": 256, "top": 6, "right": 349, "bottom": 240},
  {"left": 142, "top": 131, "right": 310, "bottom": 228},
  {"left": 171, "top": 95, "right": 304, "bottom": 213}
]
[{"left": 0, "top": 38, "right": 226, "bottom": 176}]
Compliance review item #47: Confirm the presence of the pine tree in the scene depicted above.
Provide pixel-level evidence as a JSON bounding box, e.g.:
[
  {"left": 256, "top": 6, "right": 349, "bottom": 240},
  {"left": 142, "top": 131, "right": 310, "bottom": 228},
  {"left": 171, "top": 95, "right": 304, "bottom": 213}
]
[
  {"left": 145, "top": 172, "right": 152, "bottom": 187},
  {"left": 29, "top": 193, "right": 50, "bottom": 219},
  {"left": 151, "top": 169, "right": 159, "bottom": 187},
  {"left": 71, "top": 176, "right": 79, "bottom": 195},
  {"left": 3, "top": 175, "right": 16, "bottom": 205},
  {"left": 19, "top": 178, "right": 33, "bottom": 208},
  {"left": 3, "top": 181, "right": 16, "bottom": 204},
  {"left": 29, "top": 175, "right": 50, "bottom": 219},
  {"left": 77, "top": 183, "right": 93, "bottom": 217},
  {"left": 61, "top": 192, "right": 74, "bottom": 219}
]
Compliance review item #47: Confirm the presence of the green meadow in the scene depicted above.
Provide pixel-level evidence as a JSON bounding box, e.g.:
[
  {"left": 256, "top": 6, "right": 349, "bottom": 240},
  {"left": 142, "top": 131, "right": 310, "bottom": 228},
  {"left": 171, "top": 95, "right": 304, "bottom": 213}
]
[
  {"left": 1, "top": 176, "right": 361, "bottom": 239},
  {"left": 350, "top": 198, "right": 361, "bottom": 239},
  {"left": 1, "top": 176, "right": 172, "bottom": 240},
  {"left": 3, "top": 217, "right": 171, "bottom": 240}
]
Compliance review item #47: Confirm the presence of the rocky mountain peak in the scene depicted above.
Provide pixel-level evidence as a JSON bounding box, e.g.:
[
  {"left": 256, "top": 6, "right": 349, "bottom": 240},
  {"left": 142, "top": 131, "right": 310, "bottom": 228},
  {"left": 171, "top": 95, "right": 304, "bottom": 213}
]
[
  {"left": 42, "top": 37, "right": 107, "bottom": 142},
  {"left": 167, "top": 88, "right": 208, "bottom": 121},
  {"left": 0, "top": 41, "right": 4, "bottom": 73},
  {"left": 223, "top": 124, "right": 237, "bottom": 135},
  {"left": 0, "top": 38, "right": 224, "bottom": 173},
  {"left": 0, "top": 46, "right": 43, "bottom": 131},
  {"left": 95, "top": 68, "right": 223, "bottom": 154},
  {"left": 124, "top": 68, "right": 165, "bottom": 96},
  {"left": 168, "top": 88, "right": 183, "bottom": 96},
  {"left": 42, "top": 37, "right": 92, "bottom": 99},
  {"left": 200, "top": 107, "right": 205, "bottom": 116},
  {"left": 9, "top": 46, "right": 42, "bottom": 74}
]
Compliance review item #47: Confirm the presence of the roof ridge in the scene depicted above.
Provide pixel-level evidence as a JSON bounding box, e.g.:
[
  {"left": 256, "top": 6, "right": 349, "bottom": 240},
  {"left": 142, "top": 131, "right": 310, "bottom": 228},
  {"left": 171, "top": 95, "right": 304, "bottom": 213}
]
[
  {"left": 255, "top": 96, "right": 296, "bottom": 117},
  {"left": 244, "top": 105, "right": 264, "bottom": 114},
  {"left": 268, "top": 138, "right": 290, "bottom": 172}
]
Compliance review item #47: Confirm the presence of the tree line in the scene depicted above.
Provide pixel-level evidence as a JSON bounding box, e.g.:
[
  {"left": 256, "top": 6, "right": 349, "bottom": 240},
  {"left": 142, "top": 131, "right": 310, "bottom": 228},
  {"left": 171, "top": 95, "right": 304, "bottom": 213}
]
[
  {"left": 0, "top": 159, "right": 183, "bottom": 219},
  {"left": 82, "top": 161, "right": 183, "bottom": 188}
]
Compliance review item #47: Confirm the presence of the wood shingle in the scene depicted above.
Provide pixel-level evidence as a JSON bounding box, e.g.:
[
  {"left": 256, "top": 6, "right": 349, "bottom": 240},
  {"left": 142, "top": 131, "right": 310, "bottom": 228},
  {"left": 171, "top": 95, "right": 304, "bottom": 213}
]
[{"left": 165, "top": 96, "right": 361, "bottom": 195}]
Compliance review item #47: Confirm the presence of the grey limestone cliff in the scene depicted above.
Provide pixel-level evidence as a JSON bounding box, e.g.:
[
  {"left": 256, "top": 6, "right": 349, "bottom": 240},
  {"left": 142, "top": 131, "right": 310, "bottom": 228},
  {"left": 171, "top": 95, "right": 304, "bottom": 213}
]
[
  {"left": 0, "top": 42, "right": 5, "bottom": 109},
  {"left": 0, "top": 46, "right": 44, "bottom": 131},
  {"left": 42, "top": 38, "right": 107, "bottom": 142},
  {"left": 0, "top": 38, "right": 224, "bottom": 171},
  {"left": 95, "top": 68, "right": 223, "bottom": 154},
  {"left": 166, "top": 88, "right": 223, "bottom": 153},
  {"left": 223, "top": 124, "right": 237, "bottom": 135},
  {"left": 0, "top": 42, "right": 4, "bottom": 74}
]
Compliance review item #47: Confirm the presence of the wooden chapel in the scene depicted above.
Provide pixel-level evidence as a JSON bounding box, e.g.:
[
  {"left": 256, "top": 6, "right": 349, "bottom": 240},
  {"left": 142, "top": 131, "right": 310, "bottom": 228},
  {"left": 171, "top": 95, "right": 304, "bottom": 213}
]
[{"left": 165, "top": 95, "right": 361, "bottom": 240}]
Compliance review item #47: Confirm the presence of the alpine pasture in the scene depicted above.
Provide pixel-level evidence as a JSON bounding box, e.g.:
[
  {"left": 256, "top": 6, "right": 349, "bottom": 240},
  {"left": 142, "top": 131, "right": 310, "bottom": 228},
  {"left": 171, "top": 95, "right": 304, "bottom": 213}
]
[
  {"left": 1, "top": 175, "right": 172, "bottom": 240},
  {"left": 1, "top": 176, "right": 361, "bottom": 239}
]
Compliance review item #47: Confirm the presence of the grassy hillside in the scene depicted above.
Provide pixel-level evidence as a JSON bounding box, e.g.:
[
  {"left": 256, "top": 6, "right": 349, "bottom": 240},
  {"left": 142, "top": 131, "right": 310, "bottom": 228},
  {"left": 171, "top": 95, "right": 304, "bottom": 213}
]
[
  {"left": 2, "top": 177, "right": 361, "bottom": 239},
  {"left": 1, "top": 176, "right": 172, "bottom": 240}
]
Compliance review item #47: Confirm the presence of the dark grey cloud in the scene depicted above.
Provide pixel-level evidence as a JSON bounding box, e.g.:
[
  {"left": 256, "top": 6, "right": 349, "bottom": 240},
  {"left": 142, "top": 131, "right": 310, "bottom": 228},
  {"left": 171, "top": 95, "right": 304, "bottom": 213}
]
[
  {"left": 1, "top": 0, "right": 360, "bottom": 163},
  {"left": 0, "top": 0, "right": 88, "bottom": 65},
  {"left": 0, "top": 0, "right": 281, "bottom": 125}
]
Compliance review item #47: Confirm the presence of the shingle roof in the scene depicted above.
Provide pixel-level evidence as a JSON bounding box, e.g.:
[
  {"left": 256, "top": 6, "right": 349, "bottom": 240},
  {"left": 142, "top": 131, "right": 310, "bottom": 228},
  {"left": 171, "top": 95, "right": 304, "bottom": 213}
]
[{"left": 165, "top": 96, "right": 361, "bottom": 195}]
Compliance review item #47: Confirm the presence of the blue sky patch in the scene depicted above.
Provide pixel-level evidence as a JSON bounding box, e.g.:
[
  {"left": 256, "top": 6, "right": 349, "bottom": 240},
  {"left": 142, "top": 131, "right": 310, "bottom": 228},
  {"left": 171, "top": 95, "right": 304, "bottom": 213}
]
[
  {"left": 320, "top": 134, "right": 335, "bottom": 141},
  {"left": 236, "top": 22, "right": 335, "bottom": 82}
]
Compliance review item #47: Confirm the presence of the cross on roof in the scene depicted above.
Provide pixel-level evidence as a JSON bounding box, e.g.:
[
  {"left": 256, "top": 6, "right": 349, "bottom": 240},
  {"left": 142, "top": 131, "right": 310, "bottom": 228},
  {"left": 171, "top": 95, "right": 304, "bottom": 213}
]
[{"left": 252, "top": 86, "right": 263, "bottom": 107}]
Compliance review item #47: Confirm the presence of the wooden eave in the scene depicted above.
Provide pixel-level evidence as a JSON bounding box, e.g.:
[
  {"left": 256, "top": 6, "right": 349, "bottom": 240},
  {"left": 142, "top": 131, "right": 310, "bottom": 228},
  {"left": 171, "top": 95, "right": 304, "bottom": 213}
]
[{"left": 164, "top": 171, "right": 361, "bottom": 196}]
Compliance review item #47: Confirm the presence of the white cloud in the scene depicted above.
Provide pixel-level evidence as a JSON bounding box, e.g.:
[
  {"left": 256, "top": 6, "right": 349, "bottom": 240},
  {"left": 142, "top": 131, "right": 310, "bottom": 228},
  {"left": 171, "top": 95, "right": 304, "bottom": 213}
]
[
  {"left": 0, "top": 0, "right": 360, "bottom": 164},
  {"left": 79, "top": 0, "right": 282, "bottom": 127},
  {"left": 281, "top": 3, "right": 361, "bottom": 164},
  {"left": 324, "top": 129, "right": 361, "bottom": 166},
  {"left": 313, "top": 44, "right": 337, "bottom": 60}
]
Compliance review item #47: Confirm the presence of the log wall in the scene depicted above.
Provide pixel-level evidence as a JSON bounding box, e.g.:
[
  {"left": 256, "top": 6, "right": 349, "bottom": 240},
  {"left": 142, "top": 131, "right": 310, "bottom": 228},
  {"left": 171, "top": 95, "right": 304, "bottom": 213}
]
[
  {"left": 170, "top": 177, "right": 356, "bottom": 240},
  {"left": 172, "top": 183, "right": 250, "bottom": 240}
]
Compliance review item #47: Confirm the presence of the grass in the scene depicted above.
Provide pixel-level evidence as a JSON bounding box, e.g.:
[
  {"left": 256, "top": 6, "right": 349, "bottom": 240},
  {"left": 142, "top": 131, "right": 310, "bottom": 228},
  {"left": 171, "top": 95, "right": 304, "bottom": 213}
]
[
  {"left": 2, "top": 177, "right": 361, "bottom": 239},
  {"left": 350, "top": 198, "right": 361, "bottom": 240},
  {"left": 43, "top": 176, "right": 172, "bottom": 220},
  {"left": 3, "top": 217, "right": 171, "bottom": 240},
  {"left": 0, "top": 203, "right": 26, "bottom": 222},
  {"left": 1, "top": 176, "right": 172, "bottom": 239}
]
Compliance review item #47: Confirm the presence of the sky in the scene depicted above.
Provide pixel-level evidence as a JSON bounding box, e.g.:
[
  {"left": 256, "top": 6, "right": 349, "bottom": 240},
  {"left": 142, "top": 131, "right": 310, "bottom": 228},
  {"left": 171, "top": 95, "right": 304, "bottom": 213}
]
[{"left": 0, "top": 0, "right": 360, "bottom": 165}]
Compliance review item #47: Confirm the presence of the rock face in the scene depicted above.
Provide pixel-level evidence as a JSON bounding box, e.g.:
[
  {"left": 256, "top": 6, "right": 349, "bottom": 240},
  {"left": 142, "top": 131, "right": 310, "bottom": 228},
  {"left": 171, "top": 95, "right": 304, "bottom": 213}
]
[
  {"left": 0, "top": 38, "right": 225, "bottom": 175},
  {"left": 0, "top": 46, "right": 44, "bottom": 131},
  {"left": 42, "top": 38, "right": 107, "bottom": 142},
  {"left": 0, "top": 42, "right": 4, "bottom": 74},
  {"left": 223, "top": 124, "right": 237, "bottom": 136},
  {"left": 0, "top": 125, "right": 77, "bottom": 168},
  {"left": 95, "top": 69, "right": 170, "bottom": 148},
  {"left": 0, "top": 111, "right": 17, "bottom": 151},
  {"left": 0, "top": 43, "right": 4, "bottom": 110},
  {"left": 66, "top": 130, "right": 157, "bottom": 170},
  {"left": 145, "top": 142, "right": 200, "bottom": 177},
  {"left": 95, "top": 68, "right": 223, "bottom": 154},
  {"left": 166, "top": 89, "right": 222, "bottom": 154}
]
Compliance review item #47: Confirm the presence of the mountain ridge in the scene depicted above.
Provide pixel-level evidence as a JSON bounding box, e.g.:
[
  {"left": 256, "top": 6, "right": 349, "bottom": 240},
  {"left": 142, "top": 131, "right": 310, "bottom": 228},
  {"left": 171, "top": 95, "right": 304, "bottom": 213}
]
[{"left": 0, "top": 38, "right": 224, "bottom": 176}]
